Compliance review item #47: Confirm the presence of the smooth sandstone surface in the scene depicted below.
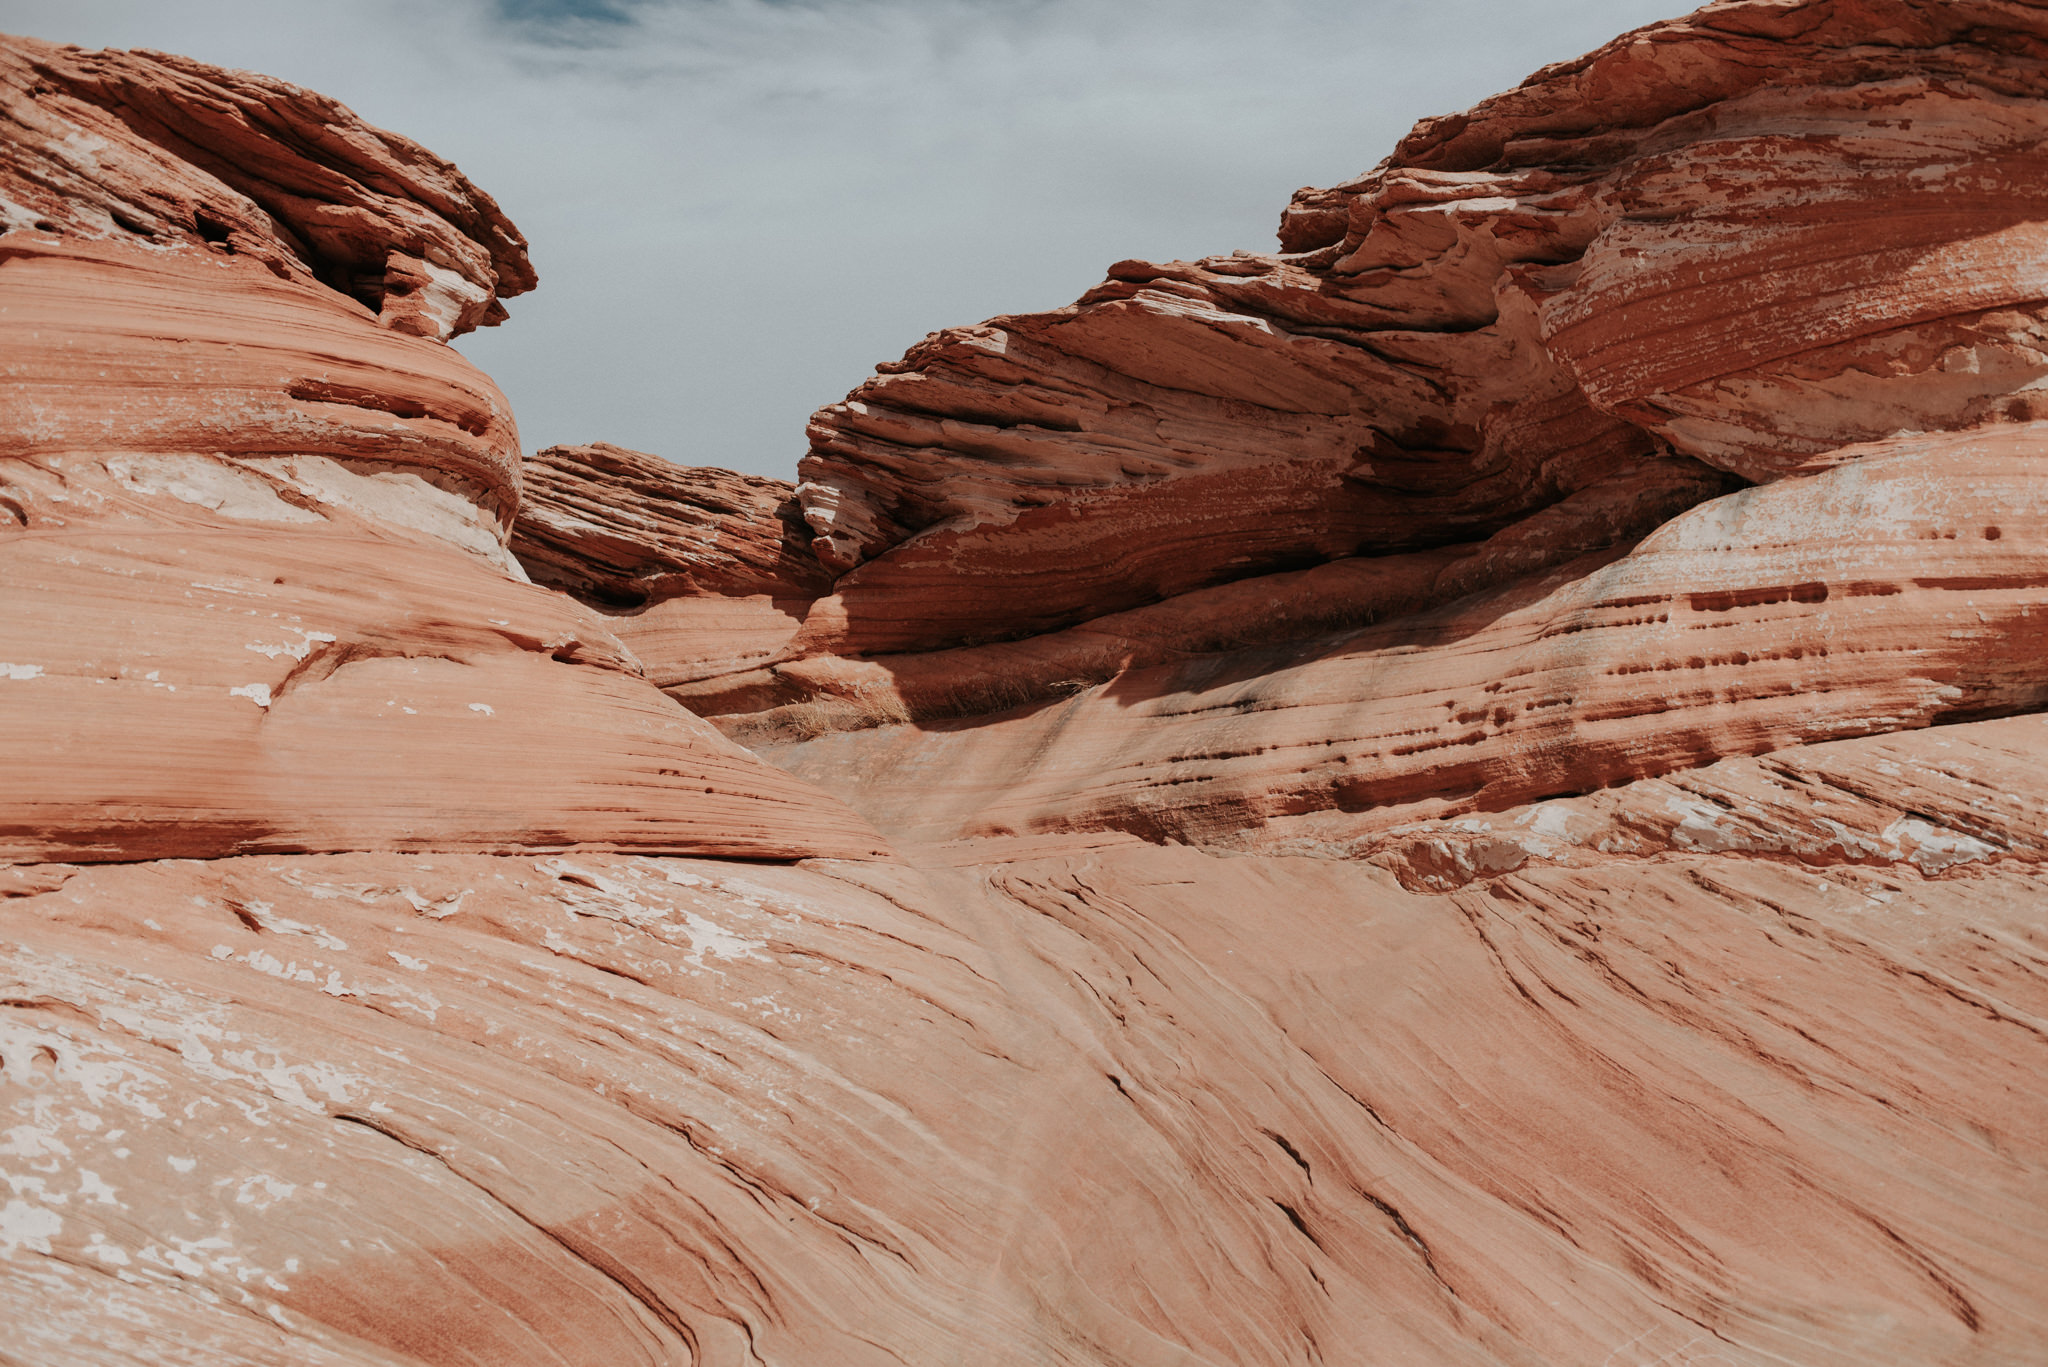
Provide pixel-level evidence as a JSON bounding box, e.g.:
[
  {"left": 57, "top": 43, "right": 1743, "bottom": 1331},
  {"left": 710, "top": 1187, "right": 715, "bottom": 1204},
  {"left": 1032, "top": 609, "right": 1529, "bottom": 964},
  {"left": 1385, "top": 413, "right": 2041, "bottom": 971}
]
[
  {"left": 5, "top": 829, "right": 2045, "bottom": 1366},
  {"left": 7, "top": 4, "right": 2048, "bottom": 1365}
]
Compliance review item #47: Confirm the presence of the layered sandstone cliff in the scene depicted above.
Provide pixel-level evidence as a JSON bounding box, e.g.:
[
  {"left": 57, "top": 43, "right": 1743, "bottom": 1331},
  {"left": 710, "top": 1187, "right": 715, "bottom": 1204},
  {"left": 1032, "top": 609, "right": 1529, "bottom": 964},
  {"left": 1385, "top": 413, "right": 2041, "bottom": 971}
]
[
  {"left": 0, "top": 35, "right": 887, "bottom": 865},
  {"left": 674, "top": 0, "right": 2048, "bottom": 864},
  {"left": 5, "top": 5, "right": 2048, "bottom": 1367}
]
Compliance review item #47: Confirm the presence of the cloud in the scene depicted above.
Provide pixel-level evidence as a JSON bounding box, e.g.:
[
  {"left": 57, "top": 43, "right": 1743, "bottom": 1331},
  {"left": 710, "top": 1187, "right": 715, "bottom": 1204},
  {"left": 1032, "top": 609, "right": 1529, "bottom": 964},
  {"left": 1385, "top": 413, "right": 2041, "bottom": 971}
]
[{"left": 0, "top": 0, "right": 1683, "bottom": 477}]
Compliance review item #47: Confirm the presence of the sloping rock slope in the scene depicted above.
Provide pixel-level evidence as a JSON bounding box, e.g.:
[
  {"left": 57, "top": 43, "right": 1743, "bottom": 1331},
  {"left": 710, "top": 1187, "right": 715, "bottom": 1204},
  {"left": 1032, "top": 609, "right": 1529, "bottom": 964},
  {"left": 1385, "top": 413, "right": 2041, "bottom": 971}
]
[
  {"left": 6, "top": 5, "right": 2048, "bottom": 1367},
  {"left": 0, "top": 35, "right": 886, "bottom": 864}
]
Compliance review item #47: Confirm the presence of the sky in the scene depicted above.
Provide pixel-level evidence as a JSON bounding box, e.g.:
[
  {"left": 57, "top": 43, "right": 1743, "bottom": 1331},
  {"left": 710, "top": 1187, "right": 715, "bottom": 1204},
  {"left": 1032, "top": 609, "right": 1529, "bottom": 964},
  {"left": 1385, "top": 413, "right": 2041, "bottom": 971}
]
[{"left": 1, "top": 0, "right": 1684, "bottom": 479}]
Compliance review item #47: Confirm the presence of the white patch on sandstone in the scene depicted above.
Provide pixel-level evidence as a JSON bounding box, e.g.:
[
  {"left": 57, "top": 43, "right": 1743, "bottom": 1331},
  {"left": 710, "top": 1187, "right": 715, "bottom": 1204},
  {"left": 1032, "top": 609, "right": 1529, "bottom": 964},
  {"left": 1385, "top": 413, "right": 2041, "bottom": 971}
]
[
  {"left": 105, "top": 454, "right": 324, "bottom": 525},
  {"left": 679, "top": 911, "right": 768, "bottom": 966},
  {"left": 245, "top": 628, "right": 336, "bottom": 662},
  {"left": 0, "top": 663, "right": 44, "bottom": 680},
  {"left": 1881, "top": 817, "right": 2000, "bottom": 873},
  {"left": 1663, "top": 795, "right": 1772, "bottom": 853},
  {"left": 75, "top": 1169, "right": 119, "bottom": 1206},
  {"left": 230, "top": 1173, "right": 297, "bottom": 1209},
  {"left": 0, "top": 1198, "right": 62, "bottom": 1255}
]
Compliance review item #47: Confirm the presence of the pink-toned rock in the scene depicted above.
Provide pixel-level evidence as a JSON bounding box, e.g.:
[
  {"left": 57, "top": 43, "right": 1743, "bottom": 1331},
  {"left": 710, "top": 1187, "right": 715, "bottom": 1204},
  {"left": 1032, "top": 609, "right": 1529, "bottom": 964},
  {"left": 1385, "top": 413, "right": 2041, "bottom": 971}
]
[
  {"left": 0, "top": 49, "right": 887, "bottom": 864},
  {"left": 762, "top": 427, "right": 2048, "bottom": 847},
  {"left": 3, "top": 828, "right": 2043, "bottom": 1364},
  {"left": 785, "top": 0, "right": 2048, "bottom": 659},
  {"left": 510, "top": 443, "right": 828, "bottom": 688},
  {"left": 9, "top": 6, "right": 2048, "bottom": 1366},
  {"left": 0, "top": 33, "right": 531, "bottom": 338},
  {"left": 0, "top": 517, "right": 889, "bottom": 863},
  {"left": 686, "top": 456, "right": 1734, "bottom": 730},
  {"left": 1356, "top": 711, "right": 2048, "bottom": 890},
  {"left": 3, "top": 235, "right": 523, "bottom": 534}
]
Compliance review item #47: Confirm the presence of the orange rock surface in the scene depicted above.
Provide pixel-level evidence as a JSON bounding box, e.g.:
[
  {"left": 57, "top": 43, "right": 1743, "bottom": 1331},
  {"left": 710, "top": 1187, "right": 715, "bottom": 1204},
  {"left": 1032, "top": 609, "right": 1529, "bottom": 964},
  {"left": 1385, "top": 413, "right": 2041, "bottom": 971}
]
[
  {"left": 510, "top": 443, "right": 829, "bottom": 689},
  {"left": 8, "top": 5, "right": 2048, "bottom": 1366},
  {"left": 0, "top": 40, "right": 886, "bottom": 865}
]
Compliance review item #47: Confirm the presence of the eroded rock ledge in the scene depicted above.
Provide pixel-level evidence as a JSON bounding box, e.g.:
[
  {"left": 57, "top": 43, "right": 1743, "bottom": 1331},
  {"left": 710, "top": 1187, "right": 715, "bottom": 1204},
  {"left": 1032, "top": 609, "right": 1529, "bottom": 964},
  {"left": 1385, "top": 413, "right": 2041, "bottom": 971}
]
[
  {"left": 0, "top": 35, "right": 887, "bottom": 864},
  {"left": 0, "top": 34, "right": 532, "bottom": 338},
  {"left": 529, "top": 0, "right": 2048, "bottom": 863},
  {"left": 8, "top": 5, "right": 2048, "bottom": 1366}
]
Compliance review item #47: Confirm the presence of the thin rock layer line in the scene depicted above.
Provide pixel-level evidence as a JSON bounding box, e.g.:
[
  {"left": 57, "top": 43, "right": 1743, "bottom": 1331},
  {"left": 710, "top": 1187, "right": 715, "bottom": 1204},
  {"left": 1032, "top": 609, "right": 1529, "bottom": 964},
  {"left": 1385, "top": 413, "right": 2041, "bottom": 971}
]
[{"left": 5, "top": 5, "right": 2048, "bottom": 1366}]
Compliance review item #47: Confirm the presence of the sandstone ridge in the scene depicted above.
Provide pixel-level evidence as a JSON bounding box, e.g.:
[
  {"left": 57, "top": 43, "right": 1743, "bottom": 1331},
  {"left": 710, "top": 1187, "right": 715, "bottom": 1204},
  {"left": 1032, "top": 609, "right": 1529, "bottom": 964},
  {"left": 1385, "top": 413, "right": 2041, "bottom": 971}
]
[
  {"left": 628, "top": 0, "right": 2048, "bottom": 861},
  {"left": 0, "top": 35, "right": 888, "bottom": 864},
  {"left": 7, "top": 5, "right": 2048, "bottom": 1367}
]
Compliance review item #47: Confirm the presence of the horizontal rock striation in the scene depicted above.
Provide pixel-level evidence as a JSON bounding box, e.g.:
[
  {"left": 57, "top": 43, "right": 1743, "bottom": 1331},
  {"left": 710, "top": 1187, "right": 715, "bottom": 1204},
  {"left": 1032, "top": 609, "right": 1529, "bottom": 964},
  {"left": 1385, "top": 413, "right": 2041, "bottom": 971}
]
[
  {"left": 511, "top": 443, "right": 830, "bottom": 688},
  {"left": 0, "top": 42, "right": 888, "bottom": 864},
  {"left": 512, "top": 443, "right": 828, "bottom": 605},
  {"left": 684, "top": 0, "right": 2048, "bottom": 860},
  {"left": 0, "top": 33, "right": 531, "bottom": 339},
  {"left": 763, "top": 429, "right": 2048, "bottom": 845},
  {"left": 684, "top": 456, "right": 1738, "bottom": 729},
  {"left": 0, "top": 513, "right": 890, "bottom": 863},
  {"left": 9, "top": 5, "right": 2048, "bottom": 1366},
  {"left": 784, "top": 0, "right": 2048, "bottom": 660},
  {"left": 3, "top": 234, "right": 525, "bottom": 530},
  {"left": 1357, "top": 711, "right": 2048, "bottom": 890}
]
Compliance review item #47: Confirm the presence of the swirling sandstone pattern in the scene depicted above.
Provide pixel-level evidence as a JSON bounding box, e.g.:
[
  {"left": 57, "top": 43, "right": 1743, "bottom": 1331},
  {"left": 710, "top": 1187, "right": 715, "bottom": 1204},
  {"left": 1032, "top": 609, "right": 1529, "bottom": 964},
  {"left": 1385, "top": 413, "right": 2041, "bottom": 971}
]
[
  {"left": 783, "top": 0, "right": 2048, "bottom": 658},
  {"left": 6, "top": 824, "right": 2045, "bottom": 1366},
  {"left": 764, "top": 428, "right": 2048, "bottom": 846},
  {"left": 0, "top": 39, "right": 887, "bottom": 864},
  {"left": 8, "top": 4, "right": 2048, "bottom": 1366},
  {"left": 718, "top": 0, "right": 2048, "bottom": 860}
]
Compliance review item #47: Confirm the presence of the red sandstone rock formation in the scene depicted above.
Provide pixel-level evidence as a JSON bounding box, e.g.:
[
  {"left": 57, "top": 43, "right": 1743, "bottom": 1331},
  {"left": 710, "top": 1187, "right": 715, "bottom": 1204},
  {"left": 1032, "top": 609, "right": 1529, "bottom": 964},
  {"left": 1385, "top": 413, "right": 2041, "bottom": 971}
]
[
  {"left": 0, "top": 37, "right": 887, "bottom": 864},
  {"left": 778, "top": 0, "right": 2048, "bottom": 660},
  {"left": 8, "top": 826, "right": 2045, "bottom": 1365},
  {"left": 0, "top": 35, "right": 532, "bottom": 339},
  {"left": 510, "top": 443, "right": 829, "bottom": 689},
  {"left": 7, "top": 4, "right": 2048, "bottom": 1366},
  {"left": 711, "top": 0, "right": 2048, "bottom": 860}
]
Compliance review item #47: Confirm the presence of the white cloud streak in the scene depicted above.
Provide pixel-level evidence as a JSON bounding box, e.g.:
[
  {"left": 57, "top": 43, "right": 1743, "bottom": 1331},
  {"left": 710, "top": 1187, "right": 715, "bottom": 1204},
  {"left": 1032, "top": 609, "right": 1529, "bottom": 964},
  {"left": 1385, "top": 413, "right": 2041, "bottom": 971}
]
[{"left": 1, "top": 0, "right": 1683, "bottom": 476}]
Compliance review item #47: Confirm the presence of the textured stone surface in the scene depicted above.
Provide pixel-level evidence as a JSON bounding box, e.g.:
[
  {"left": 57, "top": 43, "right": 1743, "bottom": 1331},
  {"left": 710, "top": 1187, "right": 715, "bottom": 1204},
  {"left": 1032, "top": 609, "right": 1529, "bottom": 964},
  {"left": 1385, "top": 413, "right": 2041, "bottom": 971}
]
[
  {"left": 5, "top": 832, "right": 2045, "bottom": 1366},
  {"left": 0, "top": 53, "right": 886, "bottom": 865},
  {"left": 0, "top": 512, "right": 890, "bottom": 864},
  {"left": 510, "top": 443, "right": 828, "bottom": 689},
  {"left": 0, "top": 33, "right": 531, "bottom": 339},
  {"left": 684, "top": 457, "right": 1736, "bottom": 731},
  {"left": 764, "top": 429, "right": 2048, "bottom": 847},
  {"left": 786, "top": 0, "right": 2048, "bottom": 658},
  {"left": 1357, "top": 711, "right": 2048, "bottom": 890},
  {"left": 8, "top": 5, "right": 2048, "bottom": 1365},
  {"left": 3, "top": 236, "right": 524, "bottom": 532}
]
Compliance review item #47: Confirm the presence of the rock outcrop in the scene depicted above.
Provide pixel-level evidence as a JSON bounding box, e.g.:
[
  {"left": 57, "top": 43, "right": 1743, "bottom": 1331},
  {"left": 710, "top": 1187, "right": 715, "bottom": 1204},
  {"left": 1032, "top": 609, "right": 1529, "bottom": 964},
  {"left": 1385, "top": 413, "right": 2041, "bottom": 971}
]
[
  {"left": 765, "top": 427, "right": 2048, "bottom": 846},
  {"left": 7, "top": 831, "right": 2044, "bottom": 1366},
  {"left": 0, "top": 36, "right": 887, "bottom": 864},
  {"left": 755, "top": 0, "right": 2048, "bottom": 669},
  {"left": 510, "top": 443, "right": 829, "bottom": 689},
  {"left": 700, "top": 0, "right": 2048, "bottom": 858},
  {"left": 8, "top": 4, "right": 2048, "bottom": 1366},
  {"left": 0, "top": 34, "right": 532, "bottom": 339}
]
